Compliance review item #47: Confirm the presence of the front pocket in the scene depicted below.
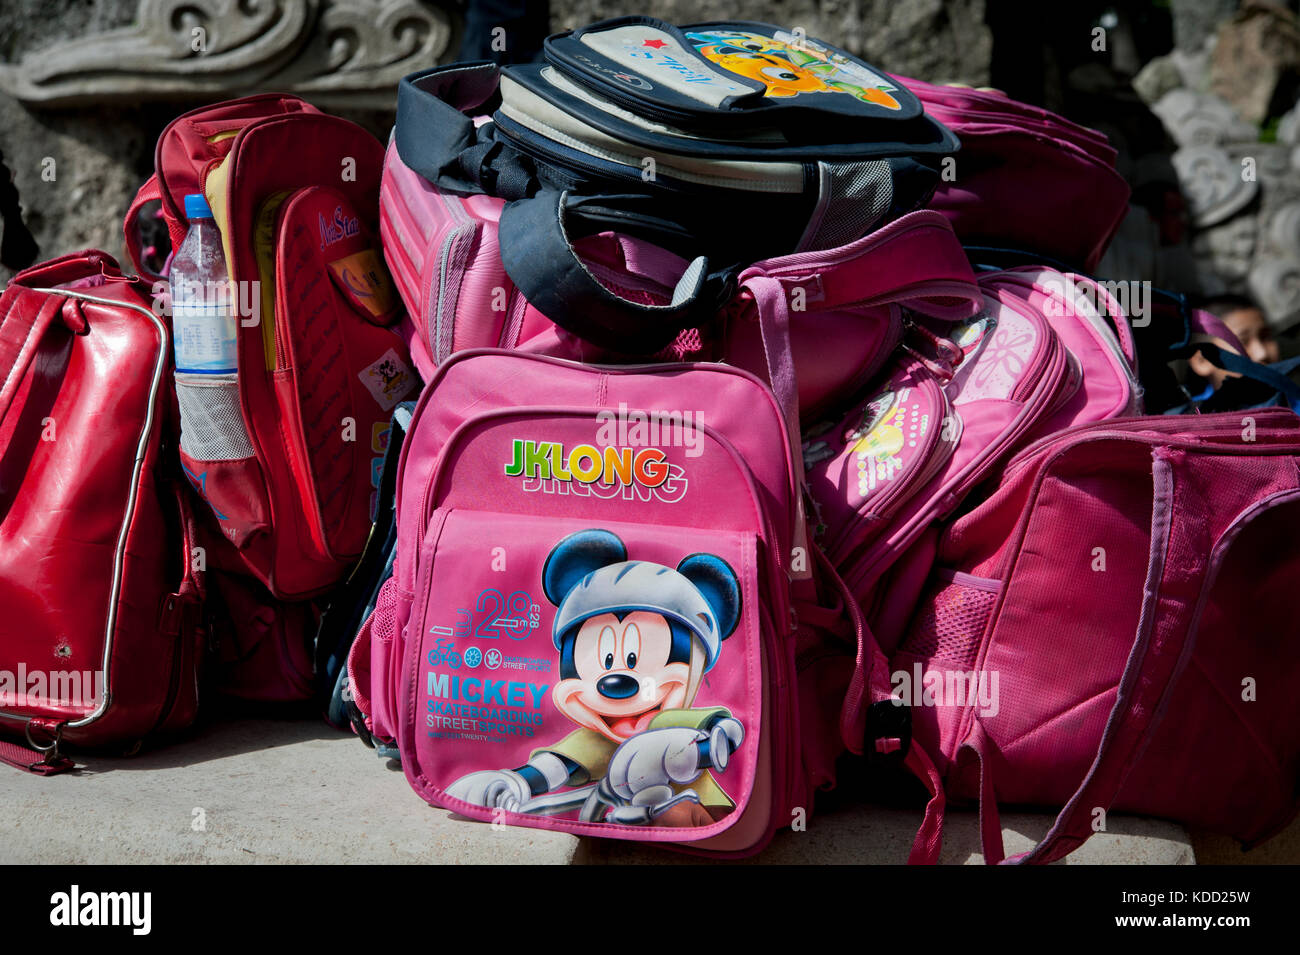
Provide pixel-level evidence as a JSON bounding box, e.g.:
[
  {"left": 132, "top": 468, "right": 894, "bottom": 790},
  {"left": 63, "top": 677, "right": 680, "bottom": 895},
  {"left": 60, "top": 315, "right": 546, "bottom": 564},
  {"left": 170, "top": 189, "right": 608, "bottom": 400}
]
[
  {"left": 806, "top": 360, "right": 955, "bottom": 561},
  {"left": 402, "top": 509, "right": 764, "bottom": 842},
  {"left": 271, "top": 186, "right": 417, "bottom": 565}
]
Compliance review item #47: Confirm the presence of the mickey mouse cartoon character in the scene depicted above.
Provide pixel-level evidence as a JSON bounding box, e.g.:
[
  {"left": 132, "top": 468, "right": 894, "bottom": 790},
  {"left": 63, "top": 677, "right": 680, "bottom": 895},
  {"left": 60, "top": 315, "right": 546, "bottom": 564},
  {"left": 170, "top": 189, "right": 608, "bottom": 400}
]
[{"left": 446, "top": 529, "right": 745, "bottom": 828}]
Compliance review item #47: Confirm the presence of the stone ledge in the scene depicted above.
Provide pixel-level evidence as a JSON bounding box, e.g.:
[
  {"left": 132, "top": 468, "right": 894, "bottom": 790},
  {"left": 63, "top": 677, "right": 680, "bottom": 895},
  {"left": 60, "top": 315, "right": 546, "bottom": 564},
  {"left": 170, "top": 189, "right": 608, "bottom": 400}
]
[{"left": 0, "top": 717, "right": 1194, "bottom": 865}]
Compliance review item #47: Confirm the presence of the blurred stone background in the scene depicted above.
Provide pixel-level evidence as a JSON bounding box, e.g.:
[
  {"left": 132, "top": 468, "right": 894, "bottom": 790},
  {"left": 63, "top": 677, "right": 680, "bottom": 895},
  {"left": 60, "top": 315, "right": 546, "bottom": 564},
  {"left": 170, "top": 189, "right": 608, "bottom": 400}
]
[{"left": 1, "top": 0, "right": 1299, "bottom": 336}]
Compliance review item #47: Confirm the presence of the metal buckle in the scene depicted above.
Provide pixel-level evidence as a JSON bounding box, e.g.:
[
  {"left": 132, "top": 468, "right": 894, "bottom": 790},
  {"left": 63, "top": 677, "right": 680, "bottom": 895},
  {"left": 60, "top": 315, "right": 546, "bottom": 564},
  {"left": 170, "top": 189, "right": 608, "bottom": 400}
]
[
  {"left": 24, "top": 718, "right": 70, "bottom": 771},
  {"left": 25, "top": 719, "right": 62, "bottom": 753}
]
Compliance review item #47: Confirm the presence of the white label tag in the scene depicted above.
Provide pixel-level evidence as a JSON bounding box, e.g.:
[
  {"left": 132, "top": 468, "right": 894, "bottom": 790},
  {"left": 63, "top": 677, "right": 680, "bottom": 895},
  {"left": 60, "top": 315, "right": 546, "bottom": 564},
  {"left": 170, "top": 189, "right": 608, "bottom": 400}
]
[{"left": 579, "top": 25, "right": 751, "bottom": 107}]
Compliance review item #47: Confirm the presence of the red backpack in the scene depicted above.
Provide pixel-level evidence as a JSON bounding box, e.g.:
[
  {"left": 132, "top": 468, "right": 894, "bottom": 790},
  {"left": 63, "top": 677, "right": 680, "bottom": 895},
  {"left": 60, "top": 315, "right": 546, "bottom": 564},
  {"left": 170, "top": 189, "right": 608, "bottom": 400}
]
[
  {"left": 0, "top": 252, "right": 205, "bottom": 771},
  {"left": 124, "top": 95, "right": 417, "bottom": 601}
]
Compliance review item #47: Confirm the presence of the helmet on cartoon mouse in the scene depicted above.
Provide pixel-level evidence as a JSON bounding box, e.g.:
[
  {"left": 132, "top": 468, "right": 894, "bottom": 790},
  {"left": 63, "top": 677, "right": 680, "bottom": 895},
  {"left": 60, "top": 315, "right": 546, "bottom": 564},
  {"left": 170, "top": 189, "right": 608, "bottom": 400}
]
[{"left": 542, "top": 529, "right": 741, "bottom": 743}]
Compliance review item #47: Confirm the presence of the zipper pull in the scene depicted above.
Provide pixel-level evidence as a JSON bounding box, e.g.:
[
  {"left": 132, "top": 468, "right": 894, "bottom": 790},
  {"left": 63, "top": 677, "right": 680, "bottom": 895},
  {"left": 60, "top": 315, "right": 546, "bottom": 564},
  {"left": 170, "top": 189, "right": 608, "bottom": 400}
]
[
  {"left": 900, "top": 311, "right": 960, "bottom": 382},
  {"left": 905, "top": 313, "right": 963, "bottom": 364}
]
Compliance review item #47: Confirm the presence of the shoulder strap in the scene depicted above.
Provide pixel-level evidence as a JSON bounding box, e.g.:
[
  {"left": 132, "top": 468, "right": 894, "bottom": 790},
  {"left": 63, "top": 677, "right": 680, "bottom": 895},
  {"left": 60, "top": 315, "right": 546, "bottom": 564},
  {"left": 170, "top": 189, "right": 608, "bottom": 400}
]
[
  {"left": 0, "top": 722, "right": 75, "bottom": 776},
  {"left": 741, "top": 210, "right": 982, "bottom": 319},
  {"left": 1194, "top": 343, "right": 1300, "bottom": 411},
  {"left": 0, "top": 290, "right": 64, "bottom": 432}
]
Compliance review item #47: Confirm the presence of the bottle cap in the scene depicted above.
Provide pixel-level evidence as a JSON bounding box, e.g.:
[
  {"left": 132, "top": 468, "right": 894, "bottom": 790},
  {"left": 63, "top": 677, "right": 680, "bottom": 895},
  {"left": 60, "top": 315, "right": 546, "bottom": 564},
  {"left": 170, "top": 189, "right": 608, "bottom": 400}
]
[{"left": 184, "top": 193, "right": 214, "bottom": 220}]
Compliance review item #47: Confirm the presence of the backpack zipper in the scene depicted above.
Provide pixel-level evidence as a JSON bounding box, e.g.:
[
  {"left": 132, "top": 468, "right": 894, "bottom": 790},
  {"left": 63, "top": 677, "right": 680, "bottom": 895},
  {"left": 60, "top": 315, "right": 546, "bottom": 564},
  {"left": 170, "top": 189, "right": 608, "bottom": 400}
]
[{"left": 835, "top": 300, "right": 1068, "bottom": 589}]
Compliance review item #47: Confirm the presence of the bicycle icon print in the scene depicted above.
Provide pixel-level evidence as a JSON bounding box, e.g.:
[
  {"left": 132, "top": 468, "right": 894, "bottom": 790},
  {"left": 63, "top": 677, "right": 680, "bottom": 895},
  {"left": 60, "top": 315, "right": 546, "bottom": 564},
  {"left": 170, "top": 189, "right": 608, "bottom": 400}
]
[{"left": 427, "top": 588, "right": 542, "bottom": 670}]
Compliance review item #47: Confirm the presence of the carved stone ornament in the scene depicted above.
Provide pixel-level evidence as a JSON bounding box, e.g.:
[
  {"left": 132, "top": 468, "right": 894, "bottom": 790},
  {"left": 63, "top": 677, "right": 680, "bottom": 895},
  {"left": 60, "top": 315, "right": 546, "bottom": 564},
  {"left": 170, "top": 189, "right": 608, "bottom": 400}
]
[
  {"left": 1169, "top": 46, "right": 1210, "bottom": 92},
  {"left": 1248, "top": 255, "right": 1300, "bottom": 329},
  {"left": 1152, "top": 88, "right": 1258, "bottom": 148},
  {"left": 1192, "top": 214, "right": 1259, "bottom": 283},
  {"left": 1267, "top": 200, "right": 1300, "bottom": 256},
  {"left": 1279, "top": 101, "right": 1300, "bottom": 147},
  {"left": 0, "top": 0, "right": 456, "bottom": 108},
  {"left": 1208, "top": 0, "right": 1300, "bottom": 126},
  {"left": 1251, "top": 143, "right": 1293, "bottom": 184},
  {"left": 1172, "top": 145, "right": 1261, "bottom": 228}
]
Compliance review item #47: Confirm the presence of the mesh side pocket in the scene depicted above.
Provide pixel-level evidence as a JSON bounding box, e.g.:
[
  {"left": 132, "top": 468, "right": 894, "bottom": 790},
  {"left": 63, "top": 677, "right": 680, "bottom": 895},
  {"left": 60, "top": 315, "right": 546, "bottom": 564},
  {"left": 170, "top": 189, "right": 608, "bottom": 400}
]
[
  {"left": 653, "top": 327, "right": 704, "bottom": 362},
  {"left": 899, "top": 572, "right": 1000, "bottom": 668},
  {"left": 601, "top": 280, "right": 666, "bottom": 307},
  {"left": 175, "top": 373, "right": 254, "bottom": 461},
  {"left": 370, "top": 575, "right": 401, "bottom": 646},
  {"left": 800, "top": 160, "right": 894, "bottom": 251}
]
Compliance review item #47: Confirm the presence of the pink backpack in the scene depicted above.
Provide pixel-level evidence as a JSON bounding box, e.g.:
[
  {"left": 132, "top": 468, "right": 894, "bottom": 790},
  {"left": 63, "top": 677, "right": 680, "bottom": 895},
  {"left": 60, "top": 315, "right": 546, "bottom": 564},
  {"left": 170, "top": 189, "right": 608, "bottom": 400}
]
[
  {"left": 898, "top": 78, "right": 1131, "bottom": 273},
  {"left": 380, "top": 132, "right": 981, "bottom": 424},
  {"left": 379, "top": 135, "right": 688, "bottom": 379},
  {"left": 893, "top": 409, "right": 1300, "bottom": 863},
  {"left": 810, "top": 268, "right": 1142, "bottom": 644},
  {"left": 346, "top": 341, "right": 883, "bottom": 853},
  {"left": 991, "top": 267, "right": 1143, "bottom": 440}
]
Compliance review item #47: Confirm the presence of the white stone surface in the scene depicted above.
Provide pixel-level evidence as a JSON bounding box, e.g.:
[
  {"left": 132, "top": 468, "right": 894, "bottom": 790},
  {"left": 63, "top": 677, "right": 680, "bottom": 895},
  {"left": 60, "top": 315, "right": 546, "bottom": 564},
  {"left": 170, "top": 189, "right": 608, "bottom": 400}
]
[{"left": 0, "top": 718, "right": 1195, "bottom": 865}]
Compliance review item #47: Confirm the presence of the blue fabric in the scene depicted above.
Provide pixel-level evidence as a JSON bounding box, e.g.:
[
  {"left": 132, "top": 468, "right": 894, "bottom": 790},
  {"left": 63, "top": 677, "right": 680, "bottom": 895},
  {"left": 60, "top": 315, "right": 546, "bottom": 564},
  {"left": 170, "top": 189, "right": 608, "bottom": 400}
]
[{"left": 319, "top": 399, "right": 417, "bottom": 725}]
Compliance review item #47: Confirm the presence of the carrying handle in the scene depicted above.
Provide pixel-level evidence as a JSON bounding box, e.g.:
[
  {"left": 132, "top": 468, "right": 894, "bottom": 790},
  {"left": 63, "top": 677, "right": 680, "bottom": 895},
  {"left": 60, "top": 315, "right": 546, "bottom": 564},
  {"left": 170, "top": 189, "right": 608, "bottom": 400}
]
[
  {"left": 395, "top": 63, "right": 509, "bottom": 195},
  {"left": 0, "top": 292, "right": 68, "bottom": 429},
  {"left": 398, "top": 63, "right": 728, "bottom": 353},
  {"left": 123, "top": 175, "right": 167, "bottom": 279},
  {"left": 1, "top": 252, "right": 134, "bottom": 445},
  {"left": 10, "top": 249, "right": 124, "bottom": 290},
  {"left": 498, "top": 189, "right": 718, "bottom": 353}
]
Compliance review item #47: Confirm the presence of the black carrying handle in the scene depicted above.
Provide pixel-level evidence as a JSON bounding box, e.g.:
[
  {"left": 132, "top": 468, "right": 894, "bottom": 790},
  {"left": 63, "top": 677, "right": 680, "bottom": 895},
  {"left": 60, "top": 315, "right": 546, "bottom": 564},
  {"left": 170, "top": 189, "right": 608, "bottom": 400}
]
[
  {"left": 396, "top": 62, "right": 520, "bottom": 196},
  {"left": 498, "top": 189, "right": 720, "bottom": 354},
  {"left": 398, "top": 62, "right": 727, "bottom": 352}
]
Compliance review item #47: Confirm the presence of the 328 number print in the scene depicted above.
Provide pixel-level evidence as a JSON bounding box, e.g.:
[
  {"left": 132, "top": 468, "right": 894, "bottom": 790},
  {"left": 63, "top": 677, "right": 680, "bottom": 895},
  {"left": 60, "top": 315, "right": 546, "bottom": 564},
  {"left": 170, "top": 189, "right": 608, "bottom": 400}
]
[{"left": 472, "top": 589, "right": 540, "bottom": 640}]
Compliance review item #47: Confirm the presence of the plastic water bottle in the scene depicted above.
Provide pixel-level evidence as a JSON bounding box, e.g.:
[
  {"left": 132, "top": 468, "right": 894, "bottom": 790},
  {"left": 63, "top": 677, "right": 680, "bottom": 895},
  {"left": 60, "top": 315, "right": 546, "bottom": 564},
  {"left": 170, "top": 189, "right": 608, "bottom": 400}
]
[{"left": 170, "top": 194, "right": 236, "bottom": 374}]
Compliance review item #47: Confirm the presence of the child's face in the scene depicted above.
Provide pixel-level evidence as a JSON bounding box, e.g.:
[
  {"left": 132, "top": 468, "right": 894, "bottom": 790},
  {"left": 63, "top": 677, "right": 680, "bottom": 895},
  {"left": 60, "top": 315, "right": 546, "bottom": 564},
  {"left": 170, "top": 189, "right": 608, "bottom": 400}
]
[
  {"left": 1223, "top": 307, "right": 1280, "bottom": 367},
  {"left": 1189, "top": 306, "right": 1280, "bottom": 388}
]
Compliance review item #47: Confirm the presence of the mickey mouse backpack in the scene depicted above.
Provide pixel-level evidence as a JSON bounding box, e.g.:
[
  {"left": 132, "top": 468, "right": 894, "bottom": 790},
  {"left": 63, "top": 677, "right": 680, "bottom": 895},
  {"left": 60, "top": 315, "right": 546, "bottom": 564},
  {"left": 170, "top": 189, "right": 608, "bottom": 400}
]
[{"left": 345, "top": 330, "right": 908, "bottom": 854}]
